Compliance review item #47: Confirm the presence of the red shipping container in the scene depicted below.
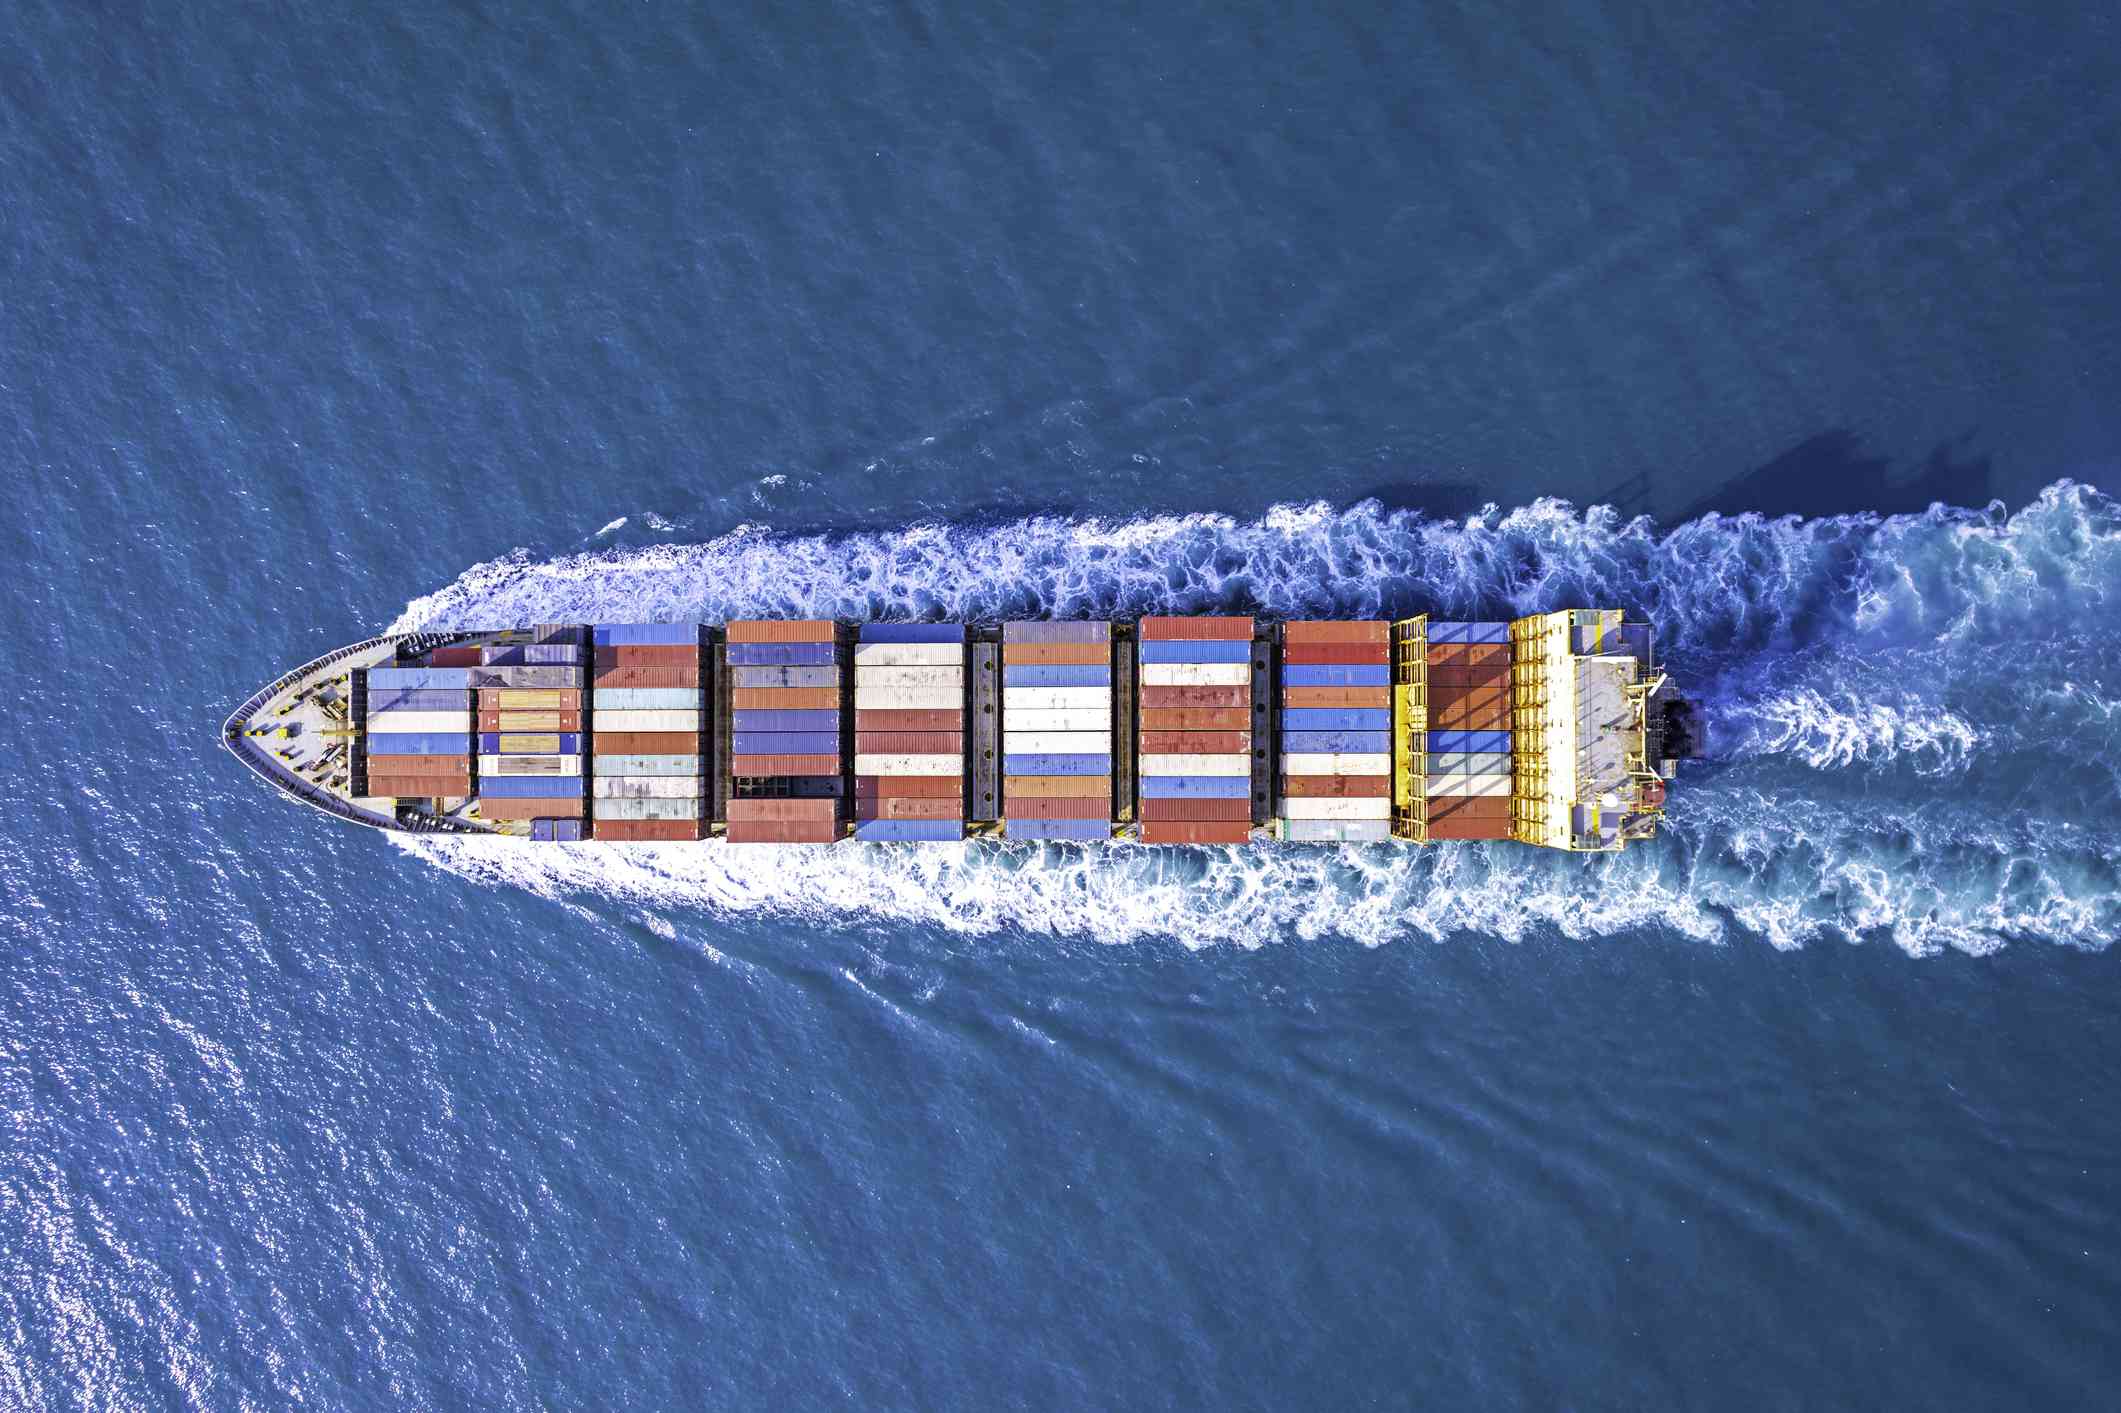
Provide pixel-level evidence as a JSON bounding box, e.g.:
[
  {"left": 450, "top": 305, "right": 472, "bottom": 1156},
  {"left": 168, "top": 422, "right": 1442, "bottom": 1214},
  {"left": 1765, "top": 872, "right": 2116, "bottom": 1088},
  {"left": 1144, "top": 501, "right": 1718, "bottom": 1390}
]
[
  {"left": 852, "top": 797, "right": 963, "bottom": 821},
  {"left": 1139, "top": 707, "right": 1249, "bottom": 730},
  {"left": 1467, "top": 643, "right": 1511, "bottom": 667},
  {"left": 1281, "top": 621, "right": 1387, "bottom": 645},
  {"left": 1140, "top": 731, "right": 1252, "bottom": 754},
  {"left": 475, "top": 797, "right": 586, "bottom": 820},
  {"left": 428, "top": 646, "right": 483, "bottom": 666},
  {"left": 1282, "top": 687, "right": 1392, "bottom": 708},
  {"left": 1428, "top": 665, "right": 1510, "bottom": 689},
  {"left": 726, "top": 798, "right": 838, "bottom": 822},
  {"left": 592, "top": 819, "right": 706, "bottom": 841},
  {"left": 853, "top": 776, "right": 963, "bottom": 798},
  {"left": 1140, "top": 821, "right": 1255, "bottom": 844},
  {"left": 1139, "top": 616, "right": 1254, "bottom": 640},
  {"left": 1140, "top": 685, "right": 1248, "bottom": 709},
  {"left": 854, "top": 731, "right": 962, "bottom": 754},
  {"left": 730, "top": 753, "right": 839, "bottom": 777},
  {"left": 1003, "top": 643, "right": 1111, "bottom": 666},
  {"left": 725, "top": 620, "right": 834, "bottom": 643},
  {"left": 1433, "top": 709, "right": 1511, "bottom": 731},
  {"left": 855, "top": 709, "right": 964, "bottom": 732},
  {"left": 593, "top": 645, "right": 699, "bottom": 667},
  {"left": 1281, "top": 645, "right": 1390, "bottom": 665},
  {"left": 362, "top": 754, "right": 468, "bottom": 774},
  {"left": 1279, "top": 775, "right": 1391, "bottom": 797},
  {"left": 1004, "top": 796, "right": 1108, "bottom": 820},
  {"left": 1426, "top": 817, "right": 1513, "bottom": 840},
  {"left": 1428, "top": 796, "right": 1512, "bottom": 821},
  {"left": 732, "top": 687, "right": 836, "bottom": 709},
  {"left": 1140, "top": 797, "right": 1251, "bottom": 821},
  {"left": 597, "top": 731, "right": 705, "bottom": 754},
  {"left": 725, "top": 820, "right": 840, "bottom": 843},
  {"left": 593, "top": 665, "right": 701, "bottom": 688},
  {"left": 1425, "top": 643, "right": 1472, "bottom": 667},
  {"left": 366, "top": 775, "right": 472, "bottom": 796}
]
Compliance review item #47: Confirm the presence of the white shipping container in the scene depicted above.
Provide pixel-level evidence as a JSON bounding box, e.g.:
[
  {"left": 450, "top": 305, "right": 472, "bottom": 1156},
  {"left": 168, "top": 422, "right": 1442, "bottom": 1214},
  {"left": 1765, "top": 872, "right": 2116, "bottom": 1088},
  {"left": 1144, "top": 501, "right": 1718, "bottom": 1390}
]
[
  {"left": 1002, "top": 686, "right": 1111, "bottom": 711},
  {"left": 1427, "top": 773, "right": 1512, "bottom": 798},
  {"left": 364, "top": 710, "right": 469, "bottom": 733},
  {"left": 592, "top": 776, "right": 706, "bottom": 799},
  {"left": 589, "top": 754, "right": 705, "bottom": 776},
  {"left": 853, "top": 643, "right": 963, "bottom": 666},
  {"left": 592, "top": 688, "right": 700, "bottom": 710},
  {"left": 854, "top": 686, "right": 960, "bottom": 711},
  {"left": 1139, "top": 753, "right": 1250, "bottom": 776},
  {"left": 852, "top": 753, "right": 962, "bottom": 777},
  {"left": 1003, "top": 731, "right": 1113, "bottom": 755},
  {"left": 1000, "top": 708, "right": 1109, "bottom": 732},
  {"left": 590, "top": 797, "right": 701, "bottom": 821},
  {"left": 479, "top": 754, "right": 583, "bottom": 776},
  {"left": 1140, "top": 663, "right": 1250, "bottom": 687},
  {"left": 594, "top": 710, "right": 703, "bottom": 732},
  {"left": 1280, "top": 752, "right": 1392, "bottom": 776},
  {"left": 1281, "top": 818, "right": 1394, "bottom": 843},
  {"left": 854, "top": 664, "right": 964, "bottom": 688},
  {"left": 1278, "top": 797, "right": 1392, "bottom": 820}
]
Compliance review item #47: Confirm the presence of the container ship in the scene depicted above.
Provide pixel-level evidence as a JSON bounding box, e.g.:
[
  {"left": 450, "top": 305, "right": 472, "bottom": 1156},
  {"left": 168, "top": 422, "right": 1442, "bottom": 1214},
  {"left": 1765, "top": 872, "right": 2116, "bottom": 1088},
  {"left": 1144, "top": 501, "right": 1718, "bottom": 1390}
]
[{"left": 224, "top": 614, "right": 1693, "bottom": 849}]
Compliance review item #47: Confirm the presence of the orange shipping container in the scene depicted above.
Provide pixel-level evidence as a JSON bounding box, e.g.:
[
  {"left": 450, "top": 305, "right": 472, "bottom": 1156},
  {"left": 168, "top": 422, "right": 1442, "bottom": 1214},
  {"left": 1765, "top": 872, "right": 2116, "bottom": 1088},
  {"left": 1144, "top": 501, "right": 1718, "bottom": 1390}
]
[
  {"left": 726, "top": 620, "right": 835, "bottom": 643},
  {"left": 1004, "top": 643, "right": 1111, "bottom": 666},
  {"left": 730, "top": 753, "right": 839, "bottom": 777},
  {"left": 593, "top": 665, "right": 700, "bottom": 688},
  {"left": 1006, "top": 796, "right": 1107, "bottom": 820},
  {"left": 732, "top": 687, "right": 837, "bottom": 710},
  {"left": 1004, "top": 775, "right": 1110, "bottom": 798},
  {"left": 1281, "top": 621, "right": 1388, "bottom": 645},
  {"left": 1138, "top": 616, "right": 1254, "bottom": 640},
  {"left": 1139, "top": 707, "right": 1249, "bottom": 730},
  {"left": 1140, "top": 731, "right": 1252, "bottom": 754},
  {"left": 593, "top": 645, "right": 699, "bottom": 667},
  {"left": 725, "top": 820, "right": 839, "bottom": 843},
  {"left": 598, "top": 731, "right": 705, "bottom": 754},
  {"left": 854, "top": 732, "right": 962, "bottom": 754},
  {"left": 1140, "top": 820, "right": 1254, "bottom": 844}
]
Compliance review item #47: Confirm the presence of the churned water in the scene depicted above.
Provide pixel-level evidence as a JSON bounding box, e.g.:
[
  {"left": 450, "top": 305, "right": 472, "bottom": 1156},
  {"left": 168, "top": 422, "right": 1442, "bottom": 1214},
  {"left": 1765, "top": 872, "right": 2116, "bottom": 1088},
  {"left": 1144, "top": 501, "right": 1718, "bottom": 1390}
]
[{"left": 5, "top": 2, "right": 2120, "bottom": 1408}]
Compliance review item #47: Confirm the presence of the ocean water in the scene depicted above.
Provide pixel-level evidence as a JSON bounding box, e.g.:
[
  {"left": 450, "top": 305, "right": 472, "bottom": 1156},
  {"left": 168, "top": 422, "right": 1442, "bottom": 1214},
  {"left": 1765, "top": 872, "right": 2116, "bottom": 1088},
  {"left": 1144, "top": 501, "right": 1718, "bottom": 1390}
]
[{"left": 6, "top": 2, "right": 2120, "bottom": 1409}]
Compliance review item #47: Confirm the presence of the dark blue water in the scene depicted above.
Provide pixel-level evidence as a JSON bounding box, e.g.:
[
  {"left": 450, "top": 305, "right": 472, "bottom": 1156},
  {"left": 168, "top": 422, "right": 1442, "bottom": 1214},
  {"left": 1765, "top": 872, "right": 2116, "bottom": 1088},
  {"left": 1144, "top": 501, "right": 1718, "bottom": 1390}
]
[{"left": 6, "top": 2, "right": 2120, "bottom": 1406}]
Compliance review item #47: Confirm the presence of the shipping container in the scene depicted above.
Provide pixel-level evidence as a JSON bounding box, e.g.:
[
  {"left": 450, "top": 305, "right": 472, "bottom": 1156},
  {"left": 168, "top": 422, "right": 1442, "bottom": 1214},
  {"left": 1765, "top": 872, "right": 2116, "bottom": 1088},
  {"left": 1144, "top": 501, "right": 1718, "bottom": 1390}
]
[
  {"left": 1427, "top": 730, "right": 1512, "bottom": 753},
  {"left": 1280, "top": 686, "right": 1392, "bottom": 709},
  {"left": 725, "top": 798, "right": 838, "bottom": 822},
  {"left": 477, "top": 688, "right": 582, "bottom": 709},
  {"left": 1424, "top": 752, "right": 1512, "bottom": 776},
  {"left": 593, "top": 688, "right": 703, "bottom": 711},
  {"left": 852, "top": 686, "right": 958, "bottom": 711},
  {"left": 1001, "top": 753, "right": 1110, "bottom": 776},
  {"left": 476, "top": 797, "right": 587, "bottom": 821},
  {"left": 728, "top": 708, "right": 838, "bottom": 732},
  {"left": 1002, "top": 621, "right": 1111, "bottom": 643},
  {"left": 1427, "top": 796, "right": 1513, "bottom": 820},
  {"left": 851, "top": 753, "right": 961, "bottom": 777},
  {"left": 1139, "top": 776, "right": 1250, "bottom": 798},
  {"left": 1138, "top": 754, "right": 1250, "bottom": 777},
  {"left": 597, "top": 731, "right": 706, "bottom": 755},
  {"left": 1003, "top": 775, "right": 1111, "bottom": 798},
  {"left": 428, "top": 646, "right": 483, "bottom": 667},
  {"left": 1426, "top": 773, "right": 1512, "bottom": 798},
  {"left": 1281, "top": 752, "right": 1393, "bottom": 775},
  {"left": 1279, "top": 775, "right": 1392, "bottom": 797},
  {"left": 589, "top": 754, "right": 706, "bottom": 776},
  {"left": 1004, "top": 818, "right": 1110, "bottom": 841},
  {"left": 594, "top": 818, "right": 707, "bottom": 842},
  {"left": 592, "top": 623, "right": 699, "bottom": 646},
  {"left": 1000, "top": 686, "right": 1111, "bottom": 711},
  {"left": 531, "top": 818, "right": 586, "bottom": 842},
  {"left": 1001, "top": 731, "right": 1112, "bottom": 755},
  {"left": 1278, "top": 708, "right": 1391, "bottom": 731},
  {"left": 365, "top": 775, "right": 473, "bottom": 797},
  {"left": 724, "top": 620, "right": 835, "bottom": 643},
  {"left": 853, "top": 731, "right": 963, "bottom": 754},
  {"left": 367, "top": 668, "right": 474, "bottom": 690},
  {"left": 1001, "top": 665, "right": 1112, "bottom": 688},
  {"left": 1139, "top": 731, "right": 1251, "bottom": 754},
  {"left": 857, "top": 623, "right": 965, "bottom": 643},
  {"left": 731, "top": 687, "right": 836, "bottom": 710},
  {"left": 851, "top": 820, "right": 965, "bottom": 842},
  {"left": 998, "top": 708, "right": 1108, "bottom": 733},
  {"left": 731, "top": 666, "right": 838, "bottom": 690},
  {"left": 477, "top": 732, "right": 581, "bottom": 755},
  {"left": 725, "top": 643, "right": 836, "bottom": 666},
  {"left": 850, "top": 776, "right": 962, "bottom": 798},
  {"left": 852, "top": 643, "right": 963, "bottom": 665},
  {"left": 1281, "top": 645, "right": 1390, "bottom": 665},
  {"left": 1139, "top": 821, "right": 1254, "bottom": 844},
  {"left": 851, "top": 797, "right": 962, "bottom": 820},
  {"left": 367, "top": 732, "right": 472, "bottom": 755},
  {"left": 1425, "top": 818, "right": 1514, "bottom": 841},
  {"left": 1137, "top": 641, "right": 1252, "bottom": 664},
  {"left": 1138, "top": 707, "right": 1249, "bottom": 730},
  {"left": 364, "top": 710, "right": 472, "bottom": 734},
  {"left": 1138, "top": 685, "right": 1248, "bottom": 709},
  {"left": 593, "top": 665, "right": 701, "bottom": 689},
  {"left": 598, "top": 710, "right": 704, "bottom": 733},
  {"left": 590, "top": 797, "right": 701, "bottom": 821},
  {"left": 482, "top": 644, "right": 582, "bottom": 665},
  {"left": 464, "top": 666, "right": 584, "bottom": 689},
  {"left": 1137, "top": 616, "right": 1254, "bottom": 640},
  {"left": 1281, "top": 621, "right": 1388, "bottom": 645},
  {"left": 1432, "top": 710, "right": 1512, "bottom": 731},
  {"left": 725, "top": 820, "right": 840, "bottom": 843},
  {"left": 1140, "top": 663, "right": 1250, "bottom": 687},
  {"left": 592, "top": 777, "right": 706, "bottom": 799},
  {"left": 1000, "top": 642, "right": 1110, "bottom": 665},
  {"left": 1003, "top": 796, "right": 1108, "bottom": 820},
  {"left": 478, "top": 711, "right": 582, "bottom": 732},
  {"left": 856, "top": 665, "right": 963, "bottom": 688},
  {"left": 368, "top": 687, "right": 472, "bottom": 713},
  {"left": 1282, "top": 665, "right": 1391, "bottom": 688},
  {"left": 1429, "top": 664, "right": 1511, "bottom": 688},
  {"left": 358, "top": 753, "right": 467, "bottom": 774},
  {"left": 731, "top": 730, "right": 839, "bottom": 755},
  {"left": 1281, "top": 730, "right": 1392, "bottom": 754},
  {"left": 1280, "top": 819, "right": 1393, "bottom": 842},
  {"left": 1140, "top": 797, "right": 1251, "bottom": 822},
  {"left": 478, "top": 754, "right": 582, "bottom": 776},
  {"left": 1280, "top": 797, "right": 1391, "bottom": 820},
  {"left": 477, "top": 774, "right": 586, "bottom": 798},
  {"left": 853, "top": 708, "right": 963, "bottom": 732}
]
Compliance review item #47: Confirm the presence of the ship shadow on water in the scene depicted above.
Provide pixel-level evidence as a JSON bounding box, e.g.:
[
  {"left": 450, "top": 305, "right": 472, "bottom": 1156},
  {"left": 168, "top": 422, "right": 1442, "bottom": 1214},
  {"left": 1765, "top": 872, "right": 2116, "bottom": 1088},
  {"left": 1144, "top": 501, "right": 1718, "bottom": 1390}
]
[{"left": 1593, "top": 430, "right": 1996, "bottom": 525}]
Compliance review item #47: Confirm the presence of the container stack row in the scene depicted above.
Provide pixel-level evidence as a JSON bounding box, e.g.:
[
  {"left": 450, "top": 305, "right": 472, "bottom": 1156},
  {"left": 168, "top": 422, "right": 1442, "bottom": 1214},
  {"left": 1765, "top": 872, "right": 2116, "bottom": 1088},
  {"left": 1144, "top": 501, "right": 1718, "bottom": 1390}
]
[
  {"left": 852, "top": 624, "right": 966, "bottom": 841},
  {"left": 1277, "top": 621, "right": 1392, "bottom": 842},
  {"left": 1137, "top": 616, "right": 1255, "bottom": 844},
  {"left": 725, "top": 620, "right": 841, "bottom": 843},
  {"left": 471, "top": 630, "right": 587, "bottom": 838},
  {"left": 1425, "top": 622, "right": 1514, "bottom": 841},
  {"left": 364, "top": 661, "right": 474, "bottom": 801},
  {"left": 1001, "top": 621, "right": 1113, "bottom": 842},
  {"left": 589, "top": 623, "right": 705, "bottom": 842}
]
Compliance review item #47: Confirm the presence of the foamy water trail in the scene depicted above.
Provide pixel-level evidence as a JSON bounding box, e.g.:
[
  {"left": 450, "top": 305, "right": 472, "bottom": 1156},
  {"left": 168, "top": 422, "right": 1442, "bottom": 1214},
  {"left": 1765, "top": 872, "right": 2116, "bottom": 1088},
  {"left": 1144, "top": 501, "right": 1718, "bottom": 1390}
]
[{"left": 390, "top": 482, "right": 2121, "bottom": 955}]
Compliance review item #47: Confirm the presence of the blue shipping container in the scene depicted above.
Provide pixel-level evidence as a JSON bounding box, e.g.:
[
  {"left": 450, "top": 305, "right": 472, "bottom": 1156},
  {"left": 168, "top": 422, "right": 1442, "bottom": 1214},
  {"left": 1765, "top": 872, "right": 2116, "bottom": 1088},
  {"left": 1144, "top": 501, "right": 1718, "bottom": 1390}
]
[
  {"left": 731, "top": 709, "right": 840, "bottom": 732},
  {"left": 1279, "top": 709, "right": 1392, "bottom": 731},
  {"left": 482, "top": 644, "right": 582, "bottom": 665},
  {"left": 1005, "top": 818, "right": 1109, "bottom": 841},
  {"left": 368, "top": 688, "right": 470, "bottom": 713},
  {"left": 1003, "top": 753, "right": 1111, "bottom": 776},
  {"left": 853, "top": 819, "right": 966, "bottom": 842},
  {"left": 1428, "top": 730, "right": 1512, "bottom": 753},
  {"left": 367, "top": 668, "right": 473, "bottom": 690},
  {"left": 1466, "top": 622, "right": 1512, "bottom": 644},
  {"left": 1282, "top": 665, "right": 1391, "bottom": 687},
  {"left": 593, "top": 623, "right": 698, "bottom": 646},
  {"left": 1140, "top": 775, "right": 1251, "bottom": 798},
  {"left": 1002, "top": 621, "right": 1111, "bottom": 643},
  {"left": 548, "top": 819, "right": 584, "bottom": 841},
  {"left": 725, "top": 643, "right": 837, "bottom": 666},
  {"left": 1282, "top": 730, "right": 1392, "bottom": 754},
  {"left": 1002, "top": 665, "right": 1112, "bottom": 688},
  {"left": 732, "top": 731, "right": 840, "bottom": 755},
  {"left": 479, "top": 732, "right": 581, "bottom": 754},
  {"left": 1427, "top": 622, "right": 1469, "bottom": 643},
  {"left": 366, "top": 732, "right": 471, "bottom": 755},
  {"left": 858, "top": 623, "right": 965, "bottom": 643},
  {"left": 481, "top": 776, "right": 586, "bottom": 798},
  {"left": 1138, "top": 641, "right": 1253, "bottom": 664},
  {"left": 730, "top": 666, "right": 839, "bottom": 689}
]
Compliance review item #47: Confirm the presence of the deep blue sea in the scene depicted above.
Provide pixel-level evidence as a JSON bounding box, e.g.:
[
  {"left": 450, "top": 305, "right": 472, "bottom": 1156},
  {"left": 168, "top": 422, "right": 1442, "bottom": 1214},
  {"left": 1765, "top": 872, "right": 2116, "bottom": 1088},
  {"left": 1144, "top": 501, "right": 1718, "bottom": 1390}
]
[{"left": 6, "top": 2, "right": 2120, "bottom": 1407}]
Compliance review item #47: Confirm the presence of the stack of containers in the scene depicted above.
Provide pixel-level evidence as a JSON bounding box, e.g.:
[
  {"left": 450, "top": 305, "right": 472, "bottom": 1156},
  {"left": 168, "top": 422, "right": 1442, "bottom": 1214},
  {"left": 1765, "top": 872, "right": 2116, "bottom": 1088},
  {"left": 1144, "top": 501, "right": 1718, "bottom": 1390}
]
[
  {"left": 1137, "top": 616, "right": 1254, "bottom": 844},
  {"left": 471, "top": 635, "right": 586, "bottom": 832},
  {"left": 1425, "top": 621, "right": 1514, "bottom": 840},
  {"left": 1000, "top": 622, "right": 1112, "bottom": 842},
  {"left": 725, "top": 620, "right": 841, "bottom": 844},
  {"left": 590, "top": 623, "right": 705, "bottom": 842},
  {"left": 852, "top": 624, "right": 966, "bottom": 842},
  {"left": 1277, "top": 621, "right": 1392, "bottom": 842},
  {"left": 363, "top": 663, "right": 473, "bottom": 800}
]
